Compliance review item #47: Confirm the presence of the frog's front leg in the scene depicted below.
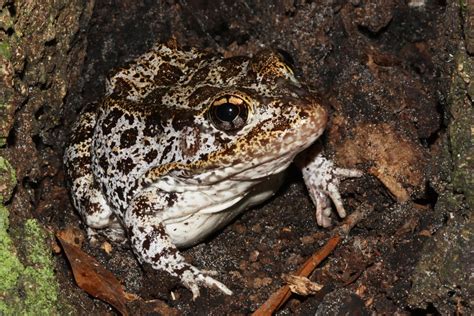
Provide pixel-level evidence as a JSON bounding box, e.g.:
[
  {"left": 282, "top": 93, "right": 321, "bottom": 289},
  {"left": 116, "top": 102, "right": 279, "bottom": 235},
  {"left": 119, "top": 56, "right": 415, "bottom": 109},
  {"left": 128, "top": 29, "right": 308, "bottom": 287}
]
[
  {"left": 64, "top": 102, "right": 126, "bottom": 243},
  {"left": 124, "top": 189, "right": 233, "bottom": 299},
  {"left": 298, "top": 145, "right": 363, "bottom": 227}
]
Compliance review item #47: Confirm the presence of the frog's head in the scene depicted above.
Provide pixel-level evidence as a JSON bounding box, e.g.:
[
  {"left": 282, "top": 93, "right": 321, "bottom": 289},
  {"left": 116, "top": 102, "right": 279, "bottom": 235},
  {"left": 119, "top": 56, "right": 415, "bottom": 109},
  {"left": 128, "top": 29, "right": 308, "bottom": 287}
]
[{"left": 152, "top": 49, "right": 327, "bottom": 184}]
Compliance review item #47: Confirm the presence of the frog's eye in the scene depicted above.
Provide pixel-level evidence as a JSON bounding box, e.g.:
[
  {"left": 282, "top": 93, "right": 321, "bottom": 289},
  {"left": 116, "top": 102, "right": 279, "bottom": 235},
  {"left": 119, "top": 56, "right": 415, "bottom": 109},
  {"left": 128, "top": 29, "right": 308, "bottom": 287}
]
[{"left": 209, "top": 95, "right": 249, "bottom": 131}]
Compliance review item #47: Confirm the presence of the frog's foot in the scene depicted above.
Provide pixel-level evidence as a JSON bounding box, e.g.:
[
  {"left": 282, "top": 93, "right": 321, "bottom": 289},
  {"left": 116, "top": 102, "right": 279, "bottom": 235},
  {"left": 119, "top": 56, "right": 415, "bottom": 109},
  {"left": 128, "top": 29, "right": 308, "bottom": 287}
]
[
  {"left": 300, "top": 156, "right": 363, "bottom": 227},
  {"left": 126, "top": 191, "right": 233, "bottom": 299},
  {"left": 181, "top": 266, "right": 233, "bottom": 300}
]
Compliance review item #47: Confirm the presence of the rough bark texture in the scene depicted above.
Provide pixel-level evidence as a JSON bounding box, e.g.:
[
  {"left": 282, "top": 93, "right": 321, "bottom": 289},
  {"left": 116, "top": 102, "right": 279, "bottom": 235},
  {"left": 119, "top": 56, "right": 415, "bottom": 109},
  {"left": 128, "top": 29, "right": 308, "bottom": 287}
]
[{"left": 0, "top": 0, "right": 92, "bottom": 313}]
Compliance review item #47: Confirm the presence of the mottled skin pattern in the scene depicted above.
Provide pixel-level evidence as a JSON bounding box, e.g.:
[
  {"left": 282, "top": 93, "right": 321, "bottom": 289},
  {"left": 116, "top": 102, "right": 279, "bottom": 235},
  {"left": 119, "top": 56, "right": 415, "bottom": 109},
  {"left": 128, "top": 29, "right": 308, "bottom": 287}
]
[{"left": 64, "top": 42, "right": 362, "bottom": 298}]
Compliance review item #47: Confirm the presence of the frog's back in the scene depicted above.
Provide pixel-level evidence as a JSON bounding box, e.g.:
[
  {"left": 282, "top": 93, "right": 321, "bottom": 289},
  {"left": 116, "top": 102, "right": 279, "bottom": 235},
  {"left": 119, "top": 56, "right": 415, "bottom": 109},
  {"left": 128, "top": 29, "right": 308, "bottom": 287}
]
[{"left": 105, "top": 43, "right": 209, "bottom": 101}]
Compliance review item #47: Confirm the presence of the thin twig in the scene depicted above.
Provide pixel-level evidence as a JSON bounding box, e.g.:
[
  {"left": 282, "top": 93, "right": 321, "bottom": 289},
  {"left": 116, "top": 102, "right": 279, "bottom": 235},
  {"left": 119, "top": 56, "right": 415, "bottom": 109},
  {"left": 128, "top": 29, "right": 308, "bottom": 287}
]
[{"left": 252, "top": 205, "right": 372, "bottom": 316}]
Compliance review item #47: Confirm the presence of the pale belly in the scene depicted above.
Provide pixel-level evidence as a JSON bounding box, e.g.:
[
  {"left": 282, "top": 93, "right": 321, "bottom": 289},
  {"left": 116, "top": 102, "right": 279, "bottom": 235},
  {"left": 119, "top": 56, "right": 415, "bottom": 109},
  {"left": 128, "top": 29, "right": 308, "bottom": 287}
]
[{"left": 165, "top": 171, "right": 285, "bottom": 248}]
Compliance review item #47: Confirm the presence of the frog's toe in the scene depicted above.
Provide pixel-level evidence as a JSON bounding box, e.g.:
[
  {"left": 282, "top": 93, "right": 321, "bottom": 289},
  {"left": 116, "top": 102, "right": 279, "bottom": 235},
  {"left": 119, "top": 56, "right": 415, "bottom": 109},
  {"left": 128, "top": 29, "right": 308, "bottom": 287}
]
[
  {"left": 326, "top": 182, "right": 346, "bottom": 218},
  {"left": 334, "top": 167, "right": 364, "bottom": 178},
  {"left": 317, "top": 209, "right": 332, "bottom": 227},
  {"left": 328, "top": 167, "right": 363, "bottom": 218},
  {"left": 313, "top": 187, "right": 346, "bottom": 227},
  {"left": 312, "top": 190, "right": 332, "bottom": 227},
  {"left": 85, "top": 227, "right": 100, "bottom": 245},
  {"left": 199, "top": 269, "right": 219, "bottom": 276},
  {"left": 314, "top": 179, "right": 359, "bottom": 226},
  {"left": 196, "top": 273, "right": 233, "bottom": 296},
  {"left": 181, "top": 267, "right": 233, "bottom": 300}
]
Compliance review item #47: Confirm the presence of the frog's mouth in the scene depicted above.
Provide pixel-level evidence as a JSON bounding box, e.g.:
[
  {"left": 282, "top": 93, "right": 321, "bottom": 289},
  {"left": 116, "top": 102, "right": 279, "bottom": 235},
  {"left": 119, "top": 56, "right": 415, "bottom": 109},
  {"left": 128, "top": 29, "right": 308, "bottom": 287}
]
[{"left": 229, "top": 127, "right": 325, "bottom": 181}]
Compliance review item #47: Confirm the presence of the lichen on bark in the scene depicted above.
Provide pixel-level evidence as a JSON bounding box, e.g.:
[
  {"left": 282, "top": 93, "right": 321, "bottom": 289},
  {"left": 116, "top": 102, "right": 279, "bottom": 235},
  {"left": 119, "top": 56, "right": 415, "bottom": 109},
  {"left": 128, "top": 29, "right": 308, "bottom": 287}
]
[{"left": 0, "top": 156, "right": 63, "bottom": 314}]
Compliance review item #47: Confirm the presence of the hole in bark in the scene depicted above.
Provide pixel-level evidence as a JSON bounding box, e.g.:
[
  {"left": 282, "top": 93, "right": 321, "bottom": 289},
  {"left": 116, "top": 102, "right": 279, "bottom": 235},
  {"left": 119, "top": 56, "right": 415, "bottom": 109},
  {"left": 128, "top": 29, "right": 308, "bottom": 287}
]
[
  {"left": 35, "top": 105, "right": 50, "bottom": 119},
  {"left": 357, "top": 23, "right": 391, "bottom": 39},
  {"left": 276, "top": 48, "right": 296, "bottom": 68},
  {"left": 32, "top": 134, "right": 45, "bottom": 150},
  {"left": 45, "top": 38, "right": 57, "bottom": 47},
  {"left": 22, "top": 176, "right": 39, "bottom": 190},
  {"left": 413, "top": 183, "right": 438, "bottom": 207},
  {"left": 6, "top": 125, "right": 16, "bottom": 146},
  {"left": 7, "top": 3, "right": 16, "bottom": 16},
  {"left": 405, "top": 302, "right": 441, "bottom": 315},
  {"left": 420, "top": 100, "right": 445, "bottom": 147}
]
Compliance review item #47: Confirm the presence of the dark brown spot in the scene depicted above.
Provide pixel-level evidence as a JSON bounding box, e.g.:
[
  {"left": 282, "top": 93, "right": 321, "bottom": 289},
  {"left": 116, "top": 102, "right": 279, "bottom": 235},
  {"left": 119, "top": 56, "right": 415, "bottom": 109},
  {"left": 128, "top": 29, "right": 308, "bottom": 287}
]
[
  {"left": 116, "top": 186, "right": 124, "bottom": 201},
  {"left": 143, "top": 111, "right": 163, "bottom": 137},
  {"left": 187, "top": 67, "right": 211, "bottom": 86},
  {"left": 153, "top": 246, "right": 177, "bottom": 263},
  {"left": 171, "top": 110, "right": 196, "bottom": 131},
  {"left": 100, "top": 183, "right": 107, "bottom": 196},
  {"left": 159, "top": 143, "right": 173, "bottom": 165},
  {"left": 156, "top": 63, "right": 183, "bottom": 85},
  {"left": 172, "top": 265, "right": 189, "bottom": 277},
  {"left": 165, "top": 192, "right": 178, "bottom": 207},
  {"left": 142, "top": 236, "right": 151, "bottom": 250},
  {"left": 98, "top": 154, "right": 108, "bottom": 171},
  {"left": 219, "top": 56, "right": 248, "bottom": 82},
  {"left": 144, "top": 149, "right": 158, "bottom": 163},
  {"left": 111, "top": 78, "right": 134, "bottom": 97},
  {"left": 120, "top": 128, "right": 138, "bottom": 148},
  {"left": 117, "top": 157, "right": 135, "bottom": 174},
  {"left": 101, "top": 108, "right": 122, "bottom": 135},
  {"left": 187, "top": 85, "right": 221, "bottom": 108},
  {"left": 123, "top": 112, "right": 135, "bottom": 125},
  {"left": 67, "top": 156, "right": 91, "bottom": 179}
]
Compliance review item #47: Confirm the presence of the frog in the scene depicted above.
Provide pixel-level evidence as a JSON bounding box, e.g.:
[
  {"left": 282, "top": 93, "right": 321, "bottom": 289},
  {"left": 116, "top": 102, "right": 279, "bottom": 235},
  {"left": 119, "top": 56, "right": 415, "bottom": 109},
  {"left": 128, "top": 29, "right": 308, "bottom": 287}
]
[{"left": 64, "top": 41, "right": 362, "bottom": 299}]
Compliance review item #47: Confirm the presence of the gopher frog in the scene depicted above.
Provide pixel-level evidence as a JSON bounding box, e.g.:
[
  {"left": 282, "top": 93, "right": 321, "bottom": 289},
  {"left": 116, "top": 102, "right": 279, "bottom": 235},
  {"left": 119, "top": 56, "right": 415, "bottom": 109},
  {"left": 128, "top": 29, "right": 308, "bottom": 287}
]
[{"left": 64, "top": 42, "right": 361, "bottom": 298}]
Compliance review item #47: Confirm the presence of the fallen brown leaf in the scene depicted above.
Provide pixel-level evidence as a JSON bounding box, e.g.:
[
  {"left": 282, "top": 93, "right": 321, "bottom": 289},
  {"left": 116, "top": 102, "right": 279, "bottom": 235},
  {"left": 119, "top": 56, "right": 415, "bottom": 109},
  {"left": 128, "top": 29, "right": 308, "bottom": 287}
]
[
  {"left": 57, "top": 226, "right": 85, "bottom": 247},
  {"left": 57, "top": 230, "right": 136, "bottom": 315},
  {"left": 369, "top": 166, "right": 410, "bottom": 202},
  {"left": 101, "top": 241, "right": 113, "bottom": 254},
  {"left": 282, "top": 274, "right": 323, "bottom": 296}
]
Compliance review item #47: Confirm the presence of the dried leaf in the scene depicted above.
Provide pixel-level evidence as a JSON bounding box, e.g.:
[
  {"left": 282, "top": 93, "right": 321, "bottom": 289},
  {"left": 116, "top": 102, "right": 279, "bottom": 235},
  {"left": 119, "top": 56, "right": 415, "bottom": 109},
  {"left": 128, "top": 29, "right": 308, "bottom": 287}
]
[
  {"left": 57, "top": 226, "right": 85, "bottom": 247},
  {"left": 283, "top": 274, "right": 323, "bottom": 296},
  {"left": 101, "top": 241, "right": 113, "bottom": 254},
  {"left": 369, "top": 166, "right": 410, "bottom": 202},
  {"left": 57, "top": 230, "right": 134, "bottom": 315},
  {"left": 252, "top": 235, "right": 341, "bottom": 315}
]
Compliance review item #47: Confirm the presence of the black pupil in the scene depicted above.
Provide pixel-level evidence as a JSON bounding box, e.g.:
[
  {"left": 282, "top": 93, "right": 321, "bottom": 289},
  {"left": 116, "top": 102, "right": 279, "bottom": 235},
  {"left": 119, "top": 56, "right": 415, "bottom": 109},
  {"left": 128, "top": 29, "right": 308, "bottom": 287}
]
[{"left": 215, "top": 103, "right": 239, "bottom": 122}]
